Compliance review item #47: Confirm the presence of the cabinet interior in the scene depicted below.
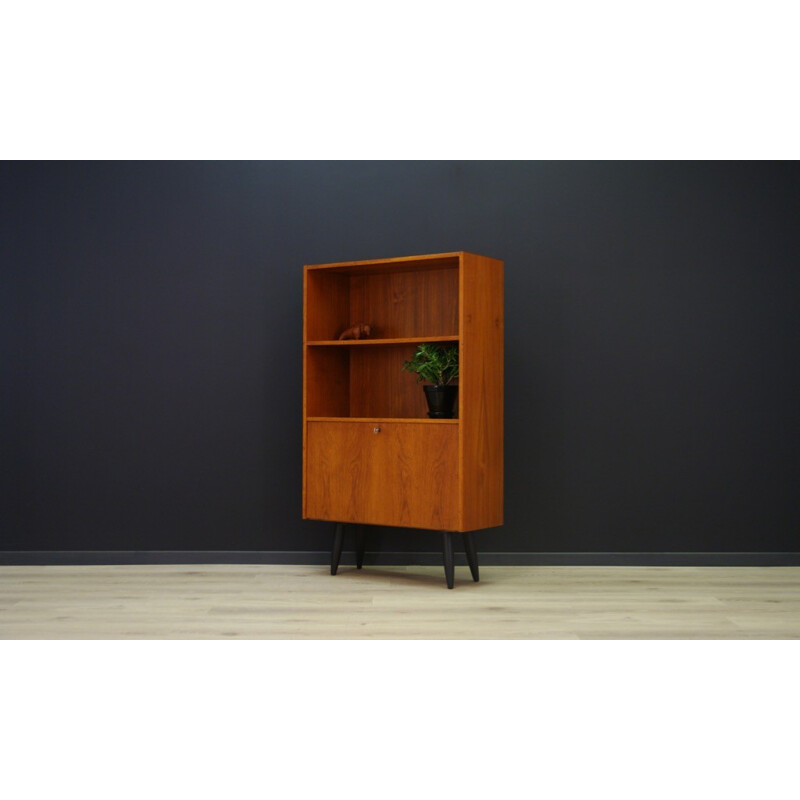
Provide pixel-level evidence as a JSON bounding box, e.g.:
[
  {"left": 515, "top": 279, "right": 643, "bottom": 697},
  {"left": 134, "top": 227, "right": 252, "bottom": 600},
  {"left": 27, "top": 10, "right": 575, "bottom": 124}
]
[
  {"left": 306, "top": 343, "right": 459, "bottom": 419},
  {"left": 305, "top": 259, "right": 460, "bottom": 420},
  {"left": 305, "top": 262, "right": 459, "bottom": 342}
]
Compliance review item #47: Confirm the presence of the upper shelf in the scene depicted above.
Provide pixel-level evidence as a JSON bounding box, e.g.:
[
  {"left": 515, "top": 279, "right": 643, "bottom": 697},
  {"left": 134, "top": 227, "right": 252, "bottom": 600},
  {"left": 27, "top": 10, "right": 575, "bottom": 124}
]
[
  {"left": 306, "top": 335, "right": 459, "bottom": 347},
  {"left": 304, "top": 252, "right": 462, "bottom": 276}
]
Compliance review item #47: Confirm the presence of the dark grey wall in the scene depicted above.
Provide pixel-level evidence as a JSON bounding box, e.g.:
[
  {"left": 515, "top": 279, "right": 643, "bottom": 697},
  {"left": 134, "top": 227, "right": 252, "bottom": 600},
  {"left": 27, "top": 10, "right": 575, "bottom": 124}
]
[{"left": 2, "top": 161, "right": 798, "bottom": 555}]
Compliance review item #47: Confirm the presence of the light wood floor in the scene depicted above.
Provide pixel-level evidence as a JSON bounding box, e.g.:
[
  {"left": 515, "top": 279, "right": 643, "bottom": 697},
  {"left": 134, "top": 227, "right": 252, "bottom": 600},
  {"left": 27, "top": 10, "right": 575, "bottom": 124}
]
[{"left": 1, "top": 564, "right": 799, "bottom": 639}]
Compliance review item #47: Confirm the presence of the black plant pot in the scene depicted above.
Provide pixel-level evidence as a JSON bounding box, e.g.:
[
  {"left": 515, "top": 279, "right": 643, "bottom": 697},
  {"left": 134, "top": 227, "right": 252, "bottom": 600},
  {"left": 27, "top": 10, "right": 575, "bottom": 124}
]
[{"left": 423, "top": 385, "right": 458, "bottom": 419}]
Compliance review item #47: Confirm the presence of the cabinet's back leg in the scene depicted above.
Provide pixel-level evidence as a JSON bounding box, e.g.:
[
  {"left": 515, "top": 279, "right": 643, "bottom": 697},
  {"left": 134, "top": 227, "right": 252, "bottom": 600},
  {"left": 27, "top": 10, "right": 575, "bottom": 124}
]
[
  {"left": 355, "top": 528, "right": 366, "bottom": 569},
  {"left": 331, "top": 522, "right": 344, "bottom": 575},
  {"left": 443, "top": 532, "right": 455, "bottom": 589},
  {"left": 463, "top": 531, "right": 480, "bottom": 582}
]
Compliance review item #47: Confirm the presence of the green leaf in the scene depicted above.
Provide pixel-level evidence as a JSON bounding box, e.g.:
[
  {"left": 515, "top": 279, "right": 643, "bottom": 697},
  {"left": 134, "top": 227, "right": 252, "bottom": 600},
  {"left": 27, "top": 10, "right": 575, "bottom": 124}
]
[{"left": 400, "top": 343, "right": 459, "bottom": 385}]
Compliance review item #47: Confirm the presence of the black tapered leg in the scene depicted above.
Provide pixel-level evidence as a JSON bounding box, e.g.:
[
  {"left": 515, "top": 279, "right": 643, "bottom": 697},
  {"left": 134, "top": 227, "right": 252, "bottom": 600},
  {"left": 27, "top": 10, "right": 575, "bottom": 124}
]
[
  {"left": 331, "top": 522, "right": 344, "bottom": 575},
  {"left": 443, "top": 532, "right": 455, "bottom": 589},
  {"left": 355, "top": 528, "right": 366, "bottom": 569},
  {"left": 462, "top": 531, "right": 480, "bottom": 582}
]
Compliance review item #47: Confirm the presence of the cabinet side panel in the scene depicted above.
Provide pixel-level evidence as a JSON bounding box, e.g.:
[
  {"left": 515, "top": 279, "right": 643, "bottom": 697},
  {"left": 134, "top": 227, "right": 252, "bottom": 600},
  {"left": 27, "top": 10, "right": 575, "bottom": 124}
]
[
  {"left": 460, "top": 254, "right": 504, "bottom": 531},
  {"left": 304, "top": 267, "right": 349, "bottom": 516},
  {"left": 306, "top": 271, "right": 350, "bottom": 341},
  {"left": 303, "top": 268, "right": 307, "bottom": 516}
]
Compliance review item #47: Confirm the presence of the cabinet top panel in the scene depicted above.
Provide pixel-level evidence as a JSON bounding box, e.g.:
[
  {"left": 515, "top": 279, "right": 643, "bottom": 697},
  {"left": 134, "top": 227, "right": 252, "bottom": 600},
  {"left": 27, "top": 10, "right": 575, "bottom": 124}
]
[{"left": 305, "top": 252, "right": 466, "bottom": 275}]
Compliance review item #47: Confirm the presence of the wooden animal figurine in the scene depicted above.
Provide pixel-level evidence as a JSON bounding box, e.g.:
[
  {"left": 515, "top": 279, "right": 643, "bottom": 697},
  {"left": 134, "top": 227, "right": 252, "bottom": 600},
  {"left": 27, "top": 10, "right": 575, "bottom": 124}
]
[{"left": 338, "top": 323, "right": 372, "bottom": 340}]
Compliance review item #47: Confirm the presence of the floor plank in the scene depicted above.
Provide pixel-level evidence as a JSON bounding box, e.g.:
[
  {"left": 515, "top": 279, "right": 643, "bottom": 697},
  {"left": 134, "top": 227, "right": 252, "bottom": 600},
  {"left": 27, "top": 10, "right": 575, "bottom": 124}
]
[{"left": 0, "top": 564, "right": 798, "bottom": 639}]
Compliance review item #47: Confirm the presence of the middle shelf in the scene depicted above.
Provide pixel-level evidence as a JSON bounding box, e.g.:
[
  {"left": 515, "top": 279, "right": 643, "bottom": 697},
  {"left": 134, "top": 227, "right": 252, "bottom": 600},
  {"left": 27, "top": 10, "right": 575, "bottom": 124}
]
[
  {"left": 307, "top": 416, "right": 459, "bottom": 424},
  {"left": 306, "top": 335, "right": 458, "bottom": 347},
  {"left": 305, "top": 338, "right": 459, "bottom": 419}
]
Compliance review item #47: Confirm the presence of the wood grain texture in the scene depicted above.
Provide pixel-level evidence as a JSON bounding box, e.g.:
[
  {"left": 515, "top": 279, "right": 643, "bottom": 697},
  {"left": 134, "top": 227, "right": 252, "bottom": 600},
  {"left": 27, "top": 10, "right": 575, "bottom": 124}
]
[
  {"left": 349, "top": 343, "right": 457, "bottom": 419},
  {"left": 305, "top": 421, "right": 458, "bottom": 530},
  {"left": 459, "top": 252, "right": 504, "bottom": 531},
  {"left": 306, "top": 335, "right": 458, "bottom": 346},
  {"left": 303, "top": 267, "right": 308, "bottom": 517},
  {"left": 307, "top": 417, "right": 458, "bottom": 424},
  {"left": 2, "top": 565, "right": 798, "bottom": 639},
  {"left": 304, "top": 269, "right": 349, "bottom": 342},
  {"left": 303, "top": 251, "right": 501, "bottom": 532},
  {"left": 305, "top": 347, "right": 350, "bottom": 418},
  {"left": 349, "top": 267, "right": 458, "bottom": 339},
  {"left": 306, "top": 253, "right": 461, "bottom": 274}
]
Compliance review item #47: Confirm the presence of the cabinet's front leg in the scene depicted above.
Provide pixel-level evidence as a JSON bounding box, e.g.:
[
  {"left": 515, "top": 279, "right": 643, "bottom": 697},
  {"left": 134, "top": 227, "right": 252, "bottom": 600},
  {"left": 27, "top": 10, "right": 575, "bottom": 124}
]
[
  {"left": 443, "top": 532, "right": 455, "bottom": 589},
  {"left": 463, "top": 531, "right": 480, "bottom": 582},
  {"left": 331, "top": 522, "right": 344, "bottom": 575}
]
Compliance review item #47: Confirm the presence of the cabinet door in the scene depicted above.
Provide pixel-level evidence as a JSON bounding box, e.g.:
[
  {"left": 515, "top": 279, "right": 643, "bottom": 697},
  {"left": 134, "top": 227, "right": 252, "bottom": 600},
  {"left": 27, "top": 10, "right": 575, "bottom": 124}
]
[{"left": 305, "top": 421, "right": 459, "bottom": 530}]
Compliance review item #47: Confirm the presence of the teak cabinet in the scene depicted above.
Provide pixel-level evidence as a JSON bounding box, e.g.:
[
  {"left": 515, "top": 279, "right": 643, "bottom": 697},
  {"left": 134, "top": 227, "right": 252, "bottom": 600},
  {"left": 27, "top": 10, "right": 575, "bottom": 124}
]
[{"left": 302, "top": 251, "right": 503, "bottom": 588}]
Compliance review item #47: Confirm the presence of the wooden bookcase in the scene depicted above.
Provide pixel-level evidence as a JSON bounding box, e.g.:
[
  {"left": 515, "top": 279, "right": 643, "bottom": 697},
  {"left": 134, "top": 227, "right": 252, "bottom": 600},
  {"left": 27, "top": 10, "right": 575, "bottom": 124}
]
[{"left": 302, "top": 251, "right": 503, "bottom": 588}]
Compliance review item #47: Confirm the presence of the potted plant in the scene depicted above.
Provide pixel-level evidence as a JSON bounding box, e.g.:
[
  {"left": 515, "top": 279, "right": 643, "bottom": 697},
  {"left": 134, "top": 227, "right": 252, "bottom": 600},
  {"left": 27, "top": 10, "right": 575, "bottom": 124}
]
[{"left": 401, "top": 343, "right": 459, "bottom": 418}]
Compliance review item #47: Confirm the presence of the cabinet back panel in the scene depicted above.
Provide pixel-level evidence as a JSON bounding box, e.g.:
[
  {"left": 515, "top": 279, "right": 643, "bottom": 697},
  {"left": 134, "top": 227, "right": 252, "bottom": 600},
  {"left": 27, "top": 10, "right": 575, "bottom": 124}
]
[
  {"left": 349, "top": 344, "right": 459, "bottom": 419},
  {"left": 306, "top": 348, "right": 350, "bottom": 417},
  {"left": 349, "top": 267, "right": 458, "bottom": 339}
]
